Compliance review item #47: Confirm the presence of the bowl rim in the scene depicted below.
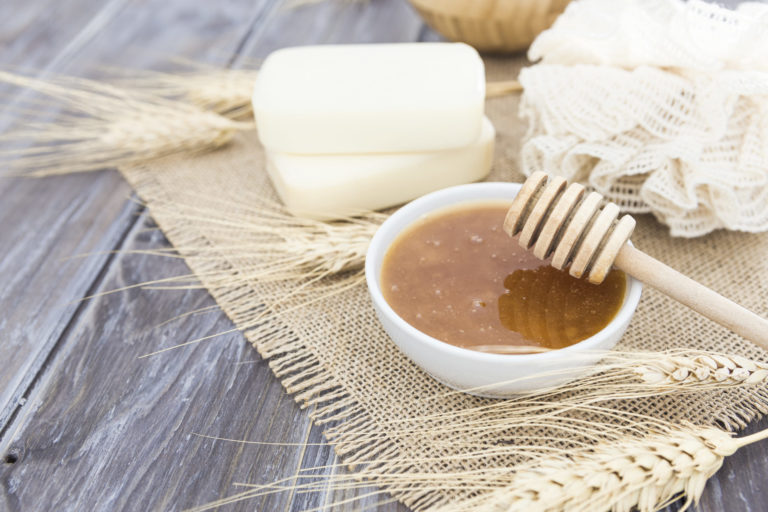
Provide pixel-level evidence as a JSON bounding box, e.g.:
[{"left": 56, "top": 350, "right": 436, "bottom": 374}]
[{"left": 365, "top": 181, "right": 643, "bottom": 364}]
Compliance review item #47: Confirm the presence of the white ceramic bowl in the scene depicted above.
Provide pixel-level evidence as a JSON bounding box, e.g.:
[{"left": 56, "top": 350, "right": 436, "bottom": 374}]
[{"left": 365, "top": 182, "right": 643, "bottom": 396}]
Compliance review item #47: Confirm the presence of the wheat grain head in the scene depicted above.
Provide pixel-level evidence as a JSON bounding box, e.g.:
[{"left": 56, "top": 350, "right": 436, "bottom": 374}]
[
  {"left": 440, "top": 424, "right": 744, "bottom": 512},
  {"left": 112, "top": 68, "right": 258, "bottom": 119},
  {"left": 0, "top": 71, "right": 253, "bottom": 176}
]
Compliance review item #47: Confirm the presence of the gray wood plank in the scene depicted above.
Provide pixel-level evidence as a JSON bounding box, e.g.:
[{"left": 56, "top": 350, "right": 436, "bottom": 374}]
[
  {"left": 237, "top": 0, "right": 425, "bottom": 60},
  {"left": 0, "top": 0, "right": 138, "bottom": 432},
  {"left": 0, "top": 173, "right": 138, "bottom": 427},
  {"left": 0, "top": 0, "right": 127, "bottom": 74},
  {"left": 0, "top": 0, "right": 277, "bottom": 430},
  {"left": 0, "top": 213, "right": 310, "bottom": 511}
]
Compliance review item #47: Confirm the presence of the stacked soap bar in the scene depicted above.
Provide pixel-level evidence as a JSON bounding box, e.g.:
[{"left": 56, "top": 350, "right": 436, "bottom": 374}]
[{"left": 252, "top": 43, "right": 494, "bottom": 219}]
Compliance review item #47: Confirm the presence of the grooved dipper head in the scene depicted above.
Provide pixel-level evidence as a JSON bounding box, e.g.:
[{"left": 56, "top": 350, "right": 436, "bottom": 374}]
[{"left": 504, "top": 172, "right": 636, "bottom": 284}]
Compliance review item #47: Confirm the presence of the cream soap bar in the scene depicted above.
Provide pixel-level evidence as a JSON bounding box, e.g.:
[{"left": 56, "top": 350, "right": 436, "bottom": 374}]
[
  {"left": 266, "top": 117, "right": 495, "bottom": 220},
  {"left": 253, "top": 43, "right": 485, "bottom": 154}
]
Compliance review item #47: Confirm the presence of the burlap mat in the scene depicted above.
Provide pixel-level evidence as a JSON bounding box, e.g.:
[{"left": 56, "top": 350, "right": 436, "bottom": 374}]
[{"left": 119, "top": 58, "right": 768, "bottom": 509}]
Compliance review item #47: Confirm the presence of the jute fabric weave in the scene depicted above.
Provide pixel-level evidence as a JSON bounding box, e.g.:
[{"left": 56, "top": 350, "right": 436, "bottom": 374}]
[{"left": 119, "top": 57, "right": 768, "bottom": 509}]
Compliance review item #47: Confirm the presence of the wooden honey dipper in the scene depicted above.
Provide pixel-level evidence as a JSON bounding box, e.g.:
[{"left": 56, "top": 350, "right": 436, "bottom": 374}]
[{"left": 504, "top": 172, "right": 768, "bottom": 350}]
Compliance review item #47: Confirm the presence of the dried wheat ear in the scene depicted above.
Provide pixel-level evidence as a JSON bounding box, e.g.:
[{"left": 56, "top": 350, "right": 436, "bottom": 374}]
[
  {"left": 637, "top": 353, "right": 768, "bottom": 385},
  {"left": 437, "top": 424, "right": 768, "bottom": 512},
  {"left": 0, "top": 72, "right": 252, "bottom": 177}
]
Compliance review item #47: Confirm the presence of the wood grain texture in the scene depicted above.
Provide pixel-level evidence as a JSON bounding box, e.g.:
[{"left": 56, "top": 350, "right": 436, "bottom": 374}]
[
  {"left": 236, "top": 0, "right": 425, "bottom": 60},
  {"left": 0, "top": 0, "right": 276, "bottom": 429},
  {"left": 1, "top": 0, "right": 768, "bottom": 511},
  {"left": 0, "top": 0, "right": 138, "bottom": 431},
  {"left": 1, "top": 214, "right": 313, "bottom": 511}
]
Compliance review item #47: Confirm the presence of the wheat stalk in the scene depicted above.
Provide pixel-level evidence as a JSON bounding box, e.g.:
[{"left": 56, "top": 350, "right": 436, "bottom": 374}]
[
  {"left": 185, "top": 421, "right": 768, "bottom": 512},
  {"left": 143, "top": 192, "right": 386, "bottom": 279},
  {"left": 437, "top": 424, "right": 768, "bottom": 512},
  {"left": 636, "top": 352, "right": 768, "bottom": 386},
  {"left": 322, "top": 350, "right": 768, "bottom": 451},
  {"left": 112, "top": 68, "right": 259, "bottom": 119},
  {"left": 0, "top": 72, "right": 253, "bottom": 176},
  {"left": 486, "top": 79, "right": 523, "bottom": 98}
]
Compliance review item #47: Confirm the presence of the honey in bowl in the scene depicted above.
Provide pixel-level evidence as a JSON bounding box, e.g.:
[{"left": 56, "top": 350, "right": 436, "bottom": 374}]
[{"left": 380, "top": 202, "right": 627, "bottom": 354}]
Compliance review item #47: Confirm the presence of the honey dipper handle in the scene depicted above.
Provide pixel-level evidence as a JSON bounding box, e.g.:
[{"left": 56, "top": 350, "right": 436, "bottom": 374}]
[{"left": 615, "top": 244, "right": 768, "bottom": 351}]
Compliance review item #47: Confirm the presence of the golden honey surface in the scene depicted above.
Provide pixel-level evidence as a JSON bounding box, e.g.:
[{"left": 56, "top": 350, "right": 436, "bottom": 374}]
[{"left": 380, "top": 203, "right": 626, "bottom": 353}]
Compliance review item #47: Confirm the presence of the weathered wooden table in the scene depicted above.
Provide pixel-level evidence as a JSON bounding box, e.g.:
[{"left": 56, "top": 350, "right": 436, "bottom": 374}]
[{"left": 1, "top": 1, "right": 767, "bottom": 510}]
